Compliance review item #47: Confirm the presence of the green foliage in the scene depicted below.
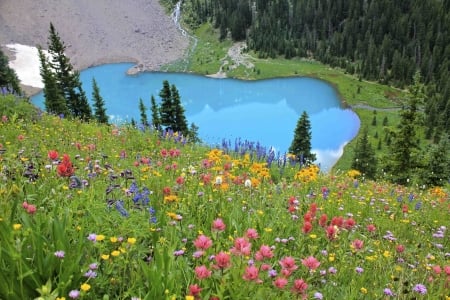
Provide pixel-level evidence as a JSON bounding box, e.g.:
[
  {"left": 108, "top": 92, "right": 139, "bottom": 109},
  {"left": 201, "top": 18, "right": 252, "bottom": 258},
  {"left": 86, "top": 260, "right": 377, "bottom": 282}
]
[
  {"left": 0, "top": 48, "right": 22, "bottom": 95},
  {"left": 150, "top": 95, "right": 161, "bottom": 130},
  {"left": 0, "top": 95, "right": 40, "bottom": 121},
  {"left": 138, "top": 98, "right": 148, "bottom": 126},
  {"left": 92, "top": 78, "right": 108, "bottom": 124},
  {"left": 289, "top": 111, "right": 316, "bottom": 165},
  {"left": 351, "top": 127, "right": 377, "bottom": 179},
  {"left": 40, "top": 23, "right": 92, "bottom": 121},
  {"left": 159, "top": 80, "right": 189, "bottom": 135},
  {"left": 385, "top": 72, "right": 425, "bottom": 185}
]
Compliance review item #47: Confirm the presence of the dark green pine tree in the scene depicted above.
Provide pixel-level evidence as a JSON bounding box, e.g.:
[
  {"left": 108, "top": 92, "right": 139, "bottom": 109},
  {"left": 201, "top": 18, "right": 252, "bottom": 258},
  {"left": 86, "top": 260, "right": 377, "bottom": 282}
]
[
  {"left": 38, "top": 46, "right": 68, "bottom": 116},
  {"left": 385, "top": 71, "right": 424, "bottom": 185},
  {"left": 138, "top": 98, "right": 148, "bottom": 126},
  {"left": 91, "top": 78, "right": 108, "bottom": 123},
  {"left": 150, "top": 95, "right": 161, "bottom": 130},
  {"left": 421, "top": 133, "right": 450, "bottom": 186},
  {"left": 351, "top": 127, "right": 377, "bottom": 179},
  {"left": 0, "top": 49, "right": 22, "bottom": 95},
  {"left": 76, "top": 87, "right": 92, "bottom": 121},
  {"left": 170, "top": 84, "right": 188, "bottom": 134},
  {"left": 289, "top": 111, "right": 316, "bottom": 165},
  {"left": 159, "top": 80, "right": 174, "bottom": 129},
  {"left": 47, "top": 22, "right": 91, "bottom": 120},
  {"left": 188, "top": 122, "right": 201, "bottom": 143}
]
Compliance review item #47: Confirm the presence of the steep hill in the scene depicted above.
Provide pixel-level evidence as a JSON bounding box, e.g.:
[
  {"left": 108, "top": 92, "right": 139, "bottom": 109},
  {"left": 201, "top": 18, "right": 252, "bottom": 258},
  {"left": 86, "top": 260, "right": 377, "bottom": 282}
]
[{"left": 0, "top": 0, "right": 189, "bottom": 74}]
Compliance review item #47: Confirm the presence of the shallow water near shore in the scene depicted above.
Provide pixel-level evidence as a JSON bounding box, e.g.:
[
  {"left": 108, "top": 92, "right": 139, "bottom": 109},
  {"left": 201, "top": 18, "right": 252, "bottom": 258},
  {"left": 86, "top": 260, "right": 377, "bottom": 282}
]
[{"left": 31, "top": 63, "right": 360, "bottom": 171}]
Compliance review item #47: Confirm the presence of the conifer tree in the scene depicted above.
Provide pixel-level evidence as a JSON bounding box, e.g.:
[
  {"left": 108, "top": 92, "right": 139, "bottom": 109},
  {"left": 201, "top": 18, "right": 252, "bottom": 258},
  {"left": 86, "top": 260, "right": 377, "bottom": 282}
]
[
  {"left": 92, "top": 78, "right": 108, "bottom": 124},
  {"left": 150, "top": 95, "right": 161, "bottom": 130},
  {"left": 385, "top": 71, "right": 424, "bottom": 184},
  {"left": 46, "top": 22, "right": 92, "bottom": 120},
  {"left": 170, "top": 84, "right": 188, "bottom": 134},
  {"left": 138, "top": 98, "right": 148, "bottom": 126},
  {"left": 38, "top": 46, "right": 68, "bottom": 116},
  {"left": 0, "top": 49, "right": 22, "bottom": 95},
  {"left": 159, "top": 80, "right": 174, "bottom": 129},
  {"left": 159, "top": 80, "right": 189, "bottom": 135},
  {"left": 351, "top": 127, "right": 377, "bottom": 179},
  {"left": 421, "top": 134, "right": 450, "bottom": 186},
  {"left": 289, "top": 111, "right": 316, "bottom": 165}
]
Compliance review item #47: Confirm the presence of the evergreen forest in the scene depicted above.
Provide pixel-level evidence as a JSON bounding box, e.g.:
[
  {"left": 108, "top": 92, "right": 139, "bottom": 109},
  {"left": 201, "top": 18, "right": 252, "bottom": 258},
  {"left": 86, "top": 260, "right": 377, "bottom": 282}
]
[{"left": 178, "top": 0, "right": 450, "bottom": 140}]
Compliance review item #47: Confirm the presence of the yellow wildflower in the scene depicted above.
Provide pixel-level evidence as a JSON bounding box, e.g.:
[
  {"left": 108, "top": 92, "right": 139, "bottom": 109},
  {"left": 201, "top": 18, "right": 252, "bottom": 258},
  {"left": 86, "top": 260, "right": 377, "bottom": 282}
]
[
  {"left": 101, "top": 254, "right": 110, "bottom": 260},
  {"left": 80, "top": 283, "right": 91, "bottom": 292},
  {"left": 127, "top": 237, "right": 136, "bottom": 245},
  {"left": 95, "top": 234, "right": 105, "bottom": 241},
  {"left": 110, "top": 236, "right": 118, "bottom": 243},
  {"left": 111, "top": 250, "right": 120, "bottom": 257},
  {"left": 13, "top": 223, "right": 22, "bottom": 230},
  {"left": 360, "top": 287, "right": 368, "bottom": 294}
]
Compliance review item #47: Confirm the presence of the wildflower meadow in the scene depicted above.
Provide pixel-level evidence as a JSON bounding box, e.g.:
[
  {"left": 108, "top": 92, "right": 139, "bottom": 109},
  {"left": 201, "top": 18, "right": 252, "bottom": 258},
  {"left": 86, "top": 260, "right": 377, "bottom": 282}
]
[{"left": 0, "top": 113, "right": 448, "bottom": 300}]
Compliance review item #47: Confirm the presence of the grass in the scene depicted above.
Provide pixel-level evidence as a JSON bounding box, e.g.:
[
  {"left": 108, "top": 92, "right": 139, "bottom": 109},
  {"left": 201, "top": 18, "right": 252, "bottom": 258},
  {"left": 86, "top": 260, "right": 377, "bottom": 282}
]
[{"left": 0, "top": 99, "right": 448, "bottom": 299}]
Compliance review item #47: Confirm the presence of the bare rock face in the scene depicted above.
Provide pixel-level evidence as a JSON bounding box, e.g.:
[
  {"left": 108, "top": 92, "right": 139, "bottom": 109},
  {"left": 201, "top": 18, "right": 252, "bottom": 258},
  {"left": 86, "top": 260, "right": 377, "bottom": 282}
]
[{"left": 0, "top": 0, "right": 189, "bottom": 71}]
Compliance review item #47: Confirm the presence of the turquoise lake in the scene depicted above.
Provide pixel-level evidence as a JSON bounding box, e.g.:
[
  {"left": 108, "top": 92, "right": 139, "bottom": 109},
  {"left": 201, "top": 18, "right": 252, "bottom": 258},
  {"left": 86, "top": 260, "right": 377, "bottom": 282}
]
[{"left": 31, "top": 63, "right": 360, "bottom": 171}]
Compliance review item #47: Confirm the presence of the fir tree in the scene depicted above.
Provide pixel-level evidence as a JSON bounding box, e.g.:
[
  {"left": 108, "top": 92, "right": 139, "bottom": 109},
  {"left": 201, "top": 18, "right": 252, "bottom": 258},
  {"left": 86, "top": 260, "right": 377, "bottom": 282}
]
[
  {"left": 385, "top": 71, "right": 424, "bottom": 184},
  {"left": 289, "top": 111, "right": 316, "bottom": 165},
  {"left": 37, "top": 46, "right": 68, "bottom": 116},
  {"left": 351, "top": 127, "right": 377, "bottom": 179},
  {"left": 46, "top": 22, "right": 91, "bottom": 120},
  {"left": 159, "top": 80, "right": 174, "bottom": 129},
  {"left": 421, "top": 134, "right": 450, "bottom": 186},
  {"left": 92, "top": 78, "right": 108, "bottom": 124},
  {"left": 188, "top": 122, "right": 201, "bottom": 143},
  {"left": 170, "top": 84, "right": 188, "bottom": 134},
  {"left": 159, "top": 80, "right": 189, "bottom": 135},
  {"left": 138, "top": 98, "right": 148, "bottom": 126},
  {"left": 0, "top": 49, "right": 22, "bottom": 95},
  {"left": 150, "top": 95, "right": 161, "bottom": 130}
]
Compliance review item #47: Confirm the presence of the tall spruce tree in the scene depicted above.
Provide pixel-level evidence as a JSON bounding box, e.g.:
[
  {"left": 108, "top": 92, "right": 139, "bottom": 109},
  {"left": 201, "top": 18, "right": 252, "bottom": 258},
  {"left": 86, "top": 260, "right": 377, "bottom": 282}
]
[
  {"left": 170, "top": 84, "right": 188, "bottom": 134},
  {"left": 38, "top": 46, "right": 68, "bottom": 116},
  {"left": 289, "top": 111, "right": 316, "bottom": 165},
  {"left": 0, "top": 49, "right": 22, "bottom": 95},
  {"left": 159, "top": 80, "right": 174, "bottom": 129},
  {"left": 421, "top": 133, "right": 450, "bottom": 186},
  {"left": 91, "top": 78, "right": 108, "bottom": 124},
  {"left": 150, "top": 95, "right": 161, "bottom": 130},
  {"left": 138, "top": 98, "right": 148, "bottom": 126},
  {"left": 158, "top": 80, "right": 190, "bottom": 135},
  {"left": 351, "top": 127, "right": 377, "bottom": 179},
  {"left": 46, "top": 22, "right": 91, "bottom": 120},
  {"left": 385, "top": 71, "right": 424, "bottom": 184}
]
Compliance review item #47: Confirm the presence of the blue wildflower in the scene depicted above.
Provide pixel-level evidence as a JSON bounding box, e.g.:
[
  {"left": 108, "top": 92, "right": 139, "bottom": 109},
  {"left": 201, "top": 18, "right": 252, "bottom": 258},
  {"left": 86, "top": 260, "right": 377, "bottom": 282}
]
[{"left": 115, "top": 200, "right": 129, "bottom": 217}]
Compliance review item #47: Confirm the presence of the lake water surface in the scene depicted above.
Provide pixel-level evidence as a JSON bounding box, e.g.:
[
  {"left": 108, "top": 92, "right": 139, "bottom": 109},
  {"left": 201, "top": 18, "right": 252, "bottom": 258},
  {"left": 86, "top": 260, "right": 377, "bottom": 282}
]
[{"left": 31, "top": 63, "right": 360, "bottom": 171}]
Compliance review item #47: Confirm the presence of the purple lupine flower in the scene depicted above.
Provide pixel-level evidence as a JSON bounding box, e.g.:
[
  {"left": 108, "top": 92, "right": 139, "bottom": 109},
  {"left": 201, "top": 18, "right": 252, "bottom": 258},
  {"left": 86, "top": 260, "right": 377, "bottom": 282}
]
[
  {"left": 88, "top": 233, "right": 97, "bottom": 242},
  {"left": 68, "top": 290, "right": 80, "bottom": 299},
  {"left": 84, "top": 269, "right": 97, "bottom": 278},
  {"left": 313, "top": 292, "right": 324, "bottom": 299},
  {"left": 355, "top": 266, "right": 364, "bottom": 274},
  {"left": 89, "top": 262, "right": 99, "bottom": 270},
  {"left": 54, "top": 250, "right": 65, "bottom": 258},
  {"left": 412, "top": 284, "right": 427, "bottom": 294},
  {"left": 384, "top": 288, "right": 395, "bottom": 296},
  {"left": 173, "top": 249, "right": 185, "bottom": 256},
  {"left": 328, "top": 267, "right": 337, "bottom": 274}
]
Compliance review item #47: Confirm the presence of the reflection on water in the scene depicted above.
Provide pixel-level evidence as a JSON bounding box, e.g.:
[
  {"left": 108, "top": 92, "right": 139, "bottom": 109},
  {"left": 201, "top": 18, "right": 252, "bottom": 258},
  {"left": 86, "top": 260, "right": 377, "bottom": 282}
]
[{"left": 31, "top": 63, "right": 360, "bottom": 171}]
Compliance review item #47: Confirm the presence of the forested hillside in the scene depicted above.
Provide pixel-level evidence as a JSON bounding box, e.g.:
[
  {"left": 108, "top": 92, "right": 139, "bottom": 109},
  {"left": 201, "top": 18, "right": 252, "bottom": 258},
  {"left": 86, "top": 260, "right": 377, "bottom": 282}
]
[{"left": 179, "top": 0, "right": 450, "bottom": 140}]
